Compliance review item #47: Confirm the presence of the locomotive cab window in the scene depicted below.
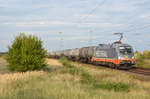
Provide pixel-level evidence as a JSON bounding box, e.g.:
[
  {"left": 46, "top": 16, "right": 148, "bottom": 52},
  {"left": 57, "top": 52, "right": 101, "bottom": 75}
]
[{"left": 119, "top": 46, "right": 132, "bottom": 54}]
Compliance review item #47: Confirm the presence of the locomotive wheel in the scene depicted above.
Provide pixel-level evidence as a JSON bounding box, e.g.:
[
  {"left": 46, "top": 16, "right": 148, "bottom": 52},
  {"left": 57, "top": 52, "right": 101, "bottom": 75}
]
[
  {"left": 109, "top": 63, "right": 116, "bottom": 69},
  {"left": 115, "top": 65, "right": 120, "bottom": 69},
  {"left": 108, "top": 63, "right": 114, "bottom": 68}
]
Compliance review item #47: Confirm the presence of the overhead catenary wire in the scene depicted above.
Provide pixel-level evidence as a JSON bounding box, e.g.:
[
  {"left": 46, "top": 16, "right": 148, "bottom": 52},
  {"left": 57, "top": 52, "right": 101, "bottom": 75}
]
[
  {"left": 115, "top": 6, "right": 150, "bottom": 34},
  {"left": 123, "top": 6, "right": 150, "bottom": 33},
  {"left": 76, "top": 0, "right": 107, "bottom": 46},
  {"left": 77, "top": 0, "right": 150, "bottom": 34},
  {"left": 125, "top": 23, "right": 150, "bottom": 33},
  {"left": 88, "top": 3, "right": 150, "bottom": 36},
  {"left": 80, "top": 0, "right": 107, "bottom": 23},
  {"left": 57, "top": 0, "right": 150, "bottom": 49},
  {"left": 80, "top": 1, "right": 150, "bottom": 48}
]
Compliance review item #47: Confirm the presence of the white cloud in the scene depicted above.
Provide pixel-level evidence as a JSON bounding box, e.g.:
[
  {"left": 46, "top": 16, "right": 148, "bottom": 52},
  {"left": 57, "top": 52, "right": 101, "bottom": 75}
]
[
  {"left": 78, "top": 22, "right": 124, "bottom": 28},
  {"left": 3, "top": 21, "right": 75, "bottom": 27},
  {"left": 138, "top": 14, "right": 150, "bottom": 20},
  {"left": 77, "top": 14, "right": 98, "bottom": 19}
]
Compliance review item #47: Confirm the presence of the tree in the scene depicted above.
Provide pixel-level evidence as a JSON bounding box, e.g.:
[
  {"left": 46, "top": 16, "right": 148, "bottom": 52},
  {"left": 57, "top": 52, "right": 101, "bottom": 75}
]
[{"left": 7, "top": 33, "right": 47, "bottom": 72}]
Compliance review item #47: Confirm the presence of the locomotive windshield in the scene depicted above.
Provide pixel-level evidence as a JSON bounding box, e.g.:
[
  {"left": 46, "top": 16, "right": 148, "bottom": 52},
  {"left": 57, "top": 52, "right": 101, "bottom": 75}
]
[{"left": 119, "top": 46, "right": 132, "bottom": 54}]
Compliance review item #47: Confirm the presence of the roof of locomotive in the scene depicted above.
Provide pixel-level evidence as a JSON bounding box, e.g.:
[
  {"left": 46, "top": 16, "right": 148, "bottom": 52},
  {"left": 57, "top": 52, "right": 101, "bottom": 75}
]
[
  {"left": 98, "top": 42, "right": 132, "bottom": 49},
  {"left": 112, "top": 43, "right": 132, "bottom": 48}
]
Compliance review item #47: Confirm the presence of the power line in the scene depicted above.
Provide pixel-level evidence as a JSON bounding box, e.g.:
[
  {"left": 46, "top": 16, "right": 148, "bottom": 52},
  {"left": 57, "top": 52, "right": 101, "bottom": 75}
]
[
  {"left": 126, "top": 23, "right": 150, "bottom": 33},
  {"left": 129, "top": 24, "right": 150, "bottom": 32},
  {"left": 76, "top": 0, "right": 107, "bottom": 46},
  {"left": 120, "top": 8, "right": 150, "bottom": 33},
  {"left": 79, "top": 0, "right": 107, "bottom": 25},
  {"left": 82, "top": 0, "right": 106, "bottom": 21},
  {"left": 91, "top": 5, "right": 150, "bottom": 35}
]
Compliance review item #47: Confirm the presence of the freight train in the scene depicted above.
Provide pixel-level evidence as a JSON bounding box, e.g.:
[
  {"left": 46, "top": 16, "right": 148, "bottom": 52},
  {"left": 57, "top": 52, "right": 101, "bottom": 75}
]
[
  {"left": 48, "top": 42, "right": 135, "bottom": 69},
  {"left": 48, "top": 34, "right": 136, "bottom": 69}
]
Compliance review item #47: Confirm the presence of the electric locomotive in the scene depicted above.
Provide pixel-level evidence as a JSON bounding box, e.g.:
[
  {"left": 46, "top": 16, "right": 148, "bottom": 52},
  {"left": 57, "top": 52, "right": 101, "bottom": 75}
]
[{"left": 91, "top": 41, "right": 136, "bottom": 69}]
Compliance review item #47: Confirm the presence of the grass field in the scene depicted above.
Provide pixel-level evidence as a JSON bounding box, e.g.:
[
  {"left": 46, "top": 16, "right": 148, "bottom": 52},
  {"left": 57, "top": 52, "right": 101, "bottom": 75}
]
[
  {"left": 135, "top": 58, "right": 150, "bottom": 68},
  {"left": 135, "top": 51, "right": 150, "bottom": 68},
  {"left": 0, "top": 57, "right": 150, "bottom": 99}
]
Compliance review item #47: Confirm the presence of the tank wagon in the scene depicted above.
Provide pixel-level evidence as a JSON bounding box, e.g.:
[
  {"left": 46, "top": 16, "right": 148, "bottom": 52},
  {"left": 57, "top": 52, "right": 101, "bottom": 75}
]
[{"left": 48, "top": 41, "right": 136, "bottom": 69}]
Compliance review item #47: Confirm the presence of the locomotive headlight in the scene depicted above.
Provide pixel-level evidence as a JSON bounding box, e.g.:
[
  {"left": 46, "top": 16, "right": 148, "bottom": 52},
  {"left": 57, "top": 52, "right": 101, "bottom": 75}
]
[{"left": 118, "top": 56, "right": 123, "bottom": 59}]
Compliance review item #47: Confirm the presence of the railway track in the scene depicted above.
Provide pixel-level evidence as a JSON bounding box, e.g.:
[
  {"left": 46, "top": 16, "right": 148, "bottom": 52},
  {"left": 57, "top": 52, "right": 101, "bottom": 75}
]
[
  {"left": 94, "top": 65, "right": 150, "bottom": 77},
  {"left": 125, "top": 67, "right": 150, "bottom": 76},
  {"left": 51, "top": 58, "right": 150, "bottom": 77},
  {"left": 77, "top": 61, "right": 150, "bottom": 77},
  {"left": 92, "top": 64, "right": 150, "bottom": 77}
]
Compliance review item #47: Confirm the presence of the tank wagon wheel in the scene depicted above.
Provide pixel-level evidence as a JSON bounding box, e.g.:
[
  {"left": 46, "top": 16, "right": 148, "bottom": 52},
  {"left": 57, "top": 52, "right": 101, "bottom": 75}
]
[
  {"left": 92, "top": 61, "right": 96, "bottom": 65},
  {"left": 88, "top": 60, "right": 92, "bottom": 64},
  {"left": 86, "top": 58, "right": 92, "bottom": 64}
]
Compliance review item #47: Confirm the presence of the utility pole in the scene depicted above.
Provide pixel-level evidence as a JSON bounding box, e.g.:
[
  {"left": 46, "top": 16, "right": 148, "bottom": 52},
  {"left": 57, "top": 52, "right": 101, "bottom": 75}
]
[
  {"left": 89, "top": 30, "right": 93, "bottom": 46},
  {"left": 59, "top": 32, "right": 63, "bottom": 50}
]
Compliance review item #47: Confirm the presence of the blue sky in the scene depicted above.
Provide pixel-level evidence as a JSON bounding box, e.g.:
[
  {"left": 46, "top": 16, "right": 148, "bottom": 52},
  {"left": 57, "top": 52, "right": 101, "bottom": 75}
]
[{"left": 0, "top": 0, "right": 150, "bottom": 52}]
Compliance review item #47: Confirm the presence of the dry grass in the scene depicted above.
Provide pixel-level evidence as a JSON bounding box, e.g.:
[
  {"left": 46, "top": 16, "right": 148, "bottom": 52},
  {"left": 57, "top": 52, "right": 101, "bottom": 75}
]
[
  {"left": 51, "top": 73, "right": 81, "bottom": 82},
  {"left": 0, "top": 58, "right": 150, "bottom": 99},
  {"left": 0, "top": 71, "right": 45, "bottom": 84},
  {"left": 46, "top": 59, "right": 62, "bottom": 67}
]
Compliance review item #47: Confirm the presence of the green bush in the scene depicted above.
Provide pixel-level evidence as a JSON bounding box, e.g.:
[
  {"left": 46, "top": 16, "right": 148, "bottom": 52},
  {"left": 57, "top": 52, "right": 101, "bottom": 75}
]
[{"left": 7, "top": 33, "right": 47, "bottom": 72}]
